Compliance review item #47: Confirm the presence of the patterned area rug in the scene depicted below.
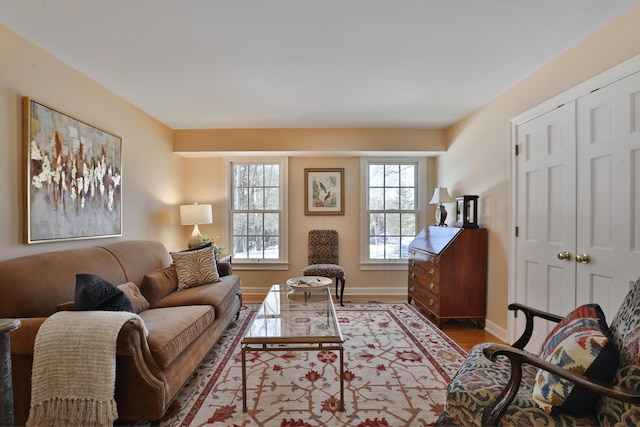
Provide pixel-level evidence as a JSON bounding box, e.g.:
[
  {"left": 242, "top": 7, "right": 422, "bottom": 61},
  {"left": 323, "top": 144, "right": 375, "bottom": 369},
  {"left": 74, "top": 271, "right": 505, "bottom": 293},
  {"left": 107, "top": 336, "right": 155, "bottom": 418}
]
[{"left": 135, "top": 303, "right": 467, "bottom": 427}]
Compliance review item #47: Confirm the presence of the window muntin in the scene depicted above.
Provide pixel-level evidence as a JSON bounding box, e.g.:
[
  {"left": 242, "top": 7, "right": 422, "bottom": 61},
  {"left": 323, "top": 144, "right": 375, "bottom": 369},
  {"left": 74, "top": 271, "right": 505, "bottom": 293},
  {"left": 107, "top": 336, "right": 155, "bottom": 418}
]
[
  {"left": 367, "top": 162, "right": 418, "bottom": 260},
  {"left": 231, "top": 162, "right": 282, "bottom": 261}
]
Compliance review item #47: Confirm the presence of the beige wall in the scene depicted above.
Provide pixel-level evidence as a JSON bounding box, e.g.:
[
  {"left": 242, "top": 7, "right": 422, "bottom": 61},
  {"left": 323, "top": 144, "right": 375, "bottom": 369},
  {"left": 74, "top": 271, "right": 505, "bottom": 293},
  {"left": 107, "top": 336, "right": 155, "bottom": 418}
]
[
  {"left": 174, "top": 128, "right": 446, "bottom": 154},
  {"left": 0, "top": 25, "right": 185, "bottom": 260},
  {"left": 179, "top": 143, "right": 439, "bottom": 296},
  {"left": 440, "top": 5, "right": 640, "bottom": 334}
]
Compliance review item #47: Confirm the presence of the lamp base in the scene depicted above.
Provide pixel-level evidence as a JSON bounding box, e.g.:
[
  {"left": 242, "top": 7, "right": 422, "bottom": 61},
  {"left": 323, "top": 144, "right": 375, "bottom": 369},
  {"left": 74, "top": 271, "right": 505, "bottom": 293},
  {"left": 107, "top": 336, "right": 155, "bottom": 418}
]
[
  {"left": 187, "top": 224, "right": 203, "bottom": 248},
  {"left": 435, "top": 204, "right": 448, "bottom": 227}
]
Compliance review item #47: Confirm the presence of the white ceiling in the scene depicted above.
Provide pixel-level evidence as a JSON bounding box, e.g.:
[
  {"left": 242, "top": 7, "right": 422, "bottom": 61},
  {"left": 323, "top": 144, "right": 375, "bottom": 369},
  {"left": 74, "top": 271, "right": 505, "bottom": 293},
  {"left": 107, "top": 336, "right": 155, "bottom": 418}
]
[{"left": 1, "top": 1, "right": 639, "bottom": 129}]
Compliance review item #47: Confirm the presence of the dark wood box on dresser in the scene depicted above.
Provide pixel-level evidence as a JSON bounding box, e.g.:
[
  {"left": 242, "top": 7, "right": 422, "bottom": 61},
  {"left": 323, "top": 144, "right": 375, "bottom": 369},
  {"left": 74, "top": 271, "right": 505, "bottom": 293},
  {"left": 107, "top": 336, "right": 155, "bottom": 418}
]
[{"left": 408, "top": 226, "right": 487, "bottom": 328}]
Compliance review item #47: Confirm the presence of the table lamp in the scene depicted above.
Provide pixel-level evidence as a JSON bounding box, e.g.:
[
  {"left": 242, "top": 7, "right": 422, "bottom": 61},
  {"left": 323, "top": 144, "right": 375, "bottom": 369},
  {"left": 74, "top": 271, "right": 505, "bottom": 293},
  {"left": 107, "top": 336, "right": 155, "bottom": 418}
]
[
  {"left": 180, "top": 202, "right": 212, "bottom": 248},
  {"left": 429, "top": 187, "right": 453, "bottom": 226}
]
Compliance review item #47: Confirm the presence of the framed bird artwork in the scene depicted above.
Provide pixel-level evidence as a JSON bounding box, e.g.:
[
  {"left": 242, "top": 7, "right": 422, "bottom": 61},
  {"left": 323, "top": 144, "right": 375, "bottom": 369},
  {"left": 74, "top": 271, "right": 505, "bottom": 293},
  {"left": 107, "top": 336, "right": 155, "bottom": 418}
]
[{"left": 304, "top": 168, "right": 344, "bottom": 215}]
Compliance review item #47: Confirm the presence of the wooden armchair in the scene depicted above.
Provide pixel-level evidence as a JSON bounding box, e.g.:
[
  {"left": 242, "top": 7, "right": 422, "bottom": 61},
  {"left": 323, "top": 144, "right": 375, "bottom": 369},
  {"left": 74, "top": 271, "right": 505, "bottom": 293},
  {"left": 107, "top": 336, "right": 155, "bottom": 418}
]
[{"left": 436, "top": 278, "right": 640, "bottom": 426}]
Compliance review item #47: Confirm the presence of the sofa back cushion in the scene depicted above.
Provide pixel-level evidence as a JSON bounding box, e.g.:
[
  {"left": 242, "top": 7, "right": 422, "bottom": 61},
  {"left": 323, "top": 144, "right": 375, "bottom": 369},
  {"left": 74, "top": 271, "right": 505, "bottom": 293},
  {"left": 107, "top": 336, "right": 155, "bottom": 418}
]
[
  {"left": 100, "top": 240, "right": 172, "bottom": 286},
  {"left": 0, "top": 247, "right": 127, "bottom": 318}
]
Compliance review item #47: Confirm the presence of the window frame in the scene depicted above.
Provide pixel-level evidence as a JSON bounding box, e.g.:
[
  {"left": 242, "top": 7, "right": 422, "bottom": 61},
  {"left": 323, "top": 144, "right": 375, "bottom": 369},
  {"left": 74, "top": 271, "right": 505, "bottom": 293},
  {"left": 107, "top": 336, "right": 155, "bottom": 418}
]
[
  {"left": 224, "top": 157, "right": 289, "bottom": 270},
  {"left": 360, "top": 157, "right": 427, "bottom": 270}
]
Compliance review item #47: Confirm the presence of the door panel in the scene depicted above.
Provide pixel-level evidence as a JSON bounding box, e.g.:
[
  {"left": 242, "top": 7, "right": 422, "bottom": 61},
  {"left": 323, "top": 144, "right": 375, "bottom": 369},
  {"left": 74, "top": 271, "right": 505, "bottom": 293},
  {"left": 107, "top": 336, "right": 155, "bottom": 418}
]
[
  {"left": 576, "top": 72, "right": 640, "bottom": 320},
  {"left": 515, "top": 101, "right": 577, "bottom": 352}
]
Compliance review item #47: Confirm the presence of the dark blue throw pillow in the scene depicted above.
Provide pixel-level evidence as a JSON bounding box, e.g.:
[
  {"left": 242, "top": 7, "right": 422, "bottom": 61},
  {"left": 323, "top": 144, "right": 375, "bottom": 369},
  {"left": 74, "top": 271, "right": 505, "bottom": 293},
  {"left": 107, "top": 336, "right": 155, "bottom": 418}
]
[{"left": 74, "top": 273, "right": 134, "bottom": 312}]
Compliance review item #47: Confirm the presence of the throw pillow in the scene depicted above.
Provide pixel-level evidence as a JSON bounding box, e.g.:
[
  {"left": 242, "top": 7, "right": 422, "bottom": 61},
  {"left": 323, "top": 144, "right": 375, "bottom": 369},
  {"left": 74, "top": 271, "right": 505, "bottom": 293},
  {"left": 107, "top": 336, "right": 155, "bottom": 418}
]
[
  {"left": 170, "top": 244, "right": 221, "bottom": 290},
  {"left": 181, "top": 242, "right": 226, "bottom": 276},
  {"left": 117, "top": 282, "right": 150, "bottom": 313},
  {"left": 217, "top": 260, "right": 232, "bottom": 277},
  {"left": 140, "top": 265, "right": 178, "bottom": 305},
  {"left": 533, "top": 303, "right": 619, "bottom": 416},
  {"left": 74, "top": 273, "right": 134, "bottom": 312}
]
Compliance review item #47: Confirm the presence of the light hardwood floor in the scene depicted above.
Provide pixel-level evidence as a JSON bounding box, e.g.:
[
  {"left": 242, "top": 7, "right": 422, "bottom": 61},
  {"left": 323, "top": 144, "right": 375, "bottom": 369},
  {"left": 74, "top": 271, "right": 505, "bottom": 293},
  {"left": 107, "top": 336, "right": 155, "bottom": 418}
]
[{"left": 242, "top": 294, "right": 503, "bottom": 353}]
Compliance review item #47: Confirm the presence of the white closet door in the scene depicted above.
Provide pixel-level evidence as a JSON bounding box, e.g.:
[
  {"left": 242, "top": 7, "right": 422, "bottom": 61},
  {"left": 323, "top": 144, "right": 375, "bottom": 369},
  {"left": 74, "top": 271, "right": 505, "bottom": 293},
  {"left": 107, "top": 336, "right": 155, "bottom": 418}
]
[
  {"left": 515, "top": 101, "right": 577, "bottom": 352},
  {"left": 576, "top": 71, "right": 640, "bottom": 321}
]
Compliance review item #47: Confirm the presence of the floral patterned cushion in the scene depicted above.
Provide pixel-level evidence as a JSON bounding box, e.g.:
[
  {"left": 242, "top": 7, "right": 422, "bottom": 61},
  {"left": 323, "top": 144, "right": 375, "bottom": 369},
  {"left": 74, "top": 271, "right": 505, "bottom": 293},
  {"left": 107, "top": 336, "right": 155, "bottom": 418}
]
[
  {"left": 533, "top": 304, "right": 619, "bottom": 416},
  {"left": 442, "top": 343, "right": 599, "bottom": 426},
  {"left": 307, "top": 230, "right": 340, "bottom": 265},
  {"left": 598, "top": 277, "right": 640, "bottom": 425},
  {"left": 302, "top": 263, "right": 345, "bottom": 279}
]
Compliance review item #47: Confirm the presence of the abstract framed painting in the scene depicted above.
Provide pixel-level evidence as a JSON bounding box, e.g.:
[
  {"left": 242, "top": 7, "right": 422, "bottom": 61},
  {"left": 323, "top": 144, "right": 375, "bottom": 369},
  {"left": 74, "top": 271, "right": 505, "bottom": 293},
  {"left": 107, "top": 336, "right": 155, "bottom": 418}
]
[
  {"left": 23, "top": 97, "right": 122, "bottom": 243},
  {"left": 304, "top": 168, "right": 344, "bottom": 215}
]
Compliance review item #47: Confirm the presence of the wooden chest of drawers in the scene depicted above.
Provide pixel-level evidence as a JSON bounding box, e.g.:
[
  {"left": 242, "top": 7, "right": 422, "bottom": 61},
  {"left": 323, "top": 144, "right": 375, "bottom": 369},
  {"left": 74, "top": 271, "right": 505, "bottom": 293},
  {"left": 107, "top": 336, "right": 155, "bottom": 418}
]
[{"left": 408, "top": 226, "right": 487, "bottom": 328}]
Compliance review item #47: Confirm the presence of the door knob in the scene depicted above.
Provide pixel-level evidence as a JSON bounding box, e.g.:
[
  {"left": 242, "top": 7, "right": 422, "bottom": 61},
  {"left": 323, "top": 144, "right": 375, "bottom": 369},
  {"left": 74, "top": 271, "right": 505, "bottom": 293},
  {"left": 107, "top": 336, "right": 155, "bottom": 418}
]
[
  {"left": 557, "top": 251, "right": 571, "bottom": 261},
  {"left": 575, "top": 254, "right": 591, "bottom": 264}
]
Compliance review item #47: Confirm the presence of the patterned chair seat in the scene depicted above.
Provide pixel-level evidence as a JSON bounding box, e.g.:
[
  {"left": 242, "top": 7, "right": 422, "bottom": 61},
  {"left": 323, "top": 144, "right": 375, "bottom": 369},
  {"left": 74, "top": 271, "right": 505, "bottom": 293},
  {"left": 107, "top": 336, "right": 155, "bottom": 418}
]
[{"left": 302, "top": 230, "right": 346, "bottom": 306}]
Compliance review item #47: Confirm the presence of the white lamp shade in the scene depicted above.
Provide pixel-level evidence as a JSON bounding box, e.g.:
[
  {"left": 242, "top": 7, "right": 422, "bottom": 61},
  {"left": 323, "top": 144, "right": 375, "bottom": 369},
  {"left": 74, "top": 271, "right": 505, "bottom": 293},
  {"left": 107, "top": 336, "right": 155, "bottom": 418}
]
[
  {"left": 429, "top": 187, "right": 453, "bottom": 204},
  {"left": 180, "top": 203, "right": 212, "bottom": 225}
]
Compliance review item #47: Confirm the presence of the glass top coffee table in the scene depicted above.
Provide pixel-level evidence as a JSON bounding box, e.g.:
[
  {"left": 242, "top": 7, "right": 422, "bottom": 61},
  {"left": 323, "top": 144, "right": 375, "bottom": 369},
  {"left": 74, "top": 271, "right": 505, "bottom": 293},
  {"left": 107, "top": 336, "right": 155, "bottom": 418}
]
[{"left": 241, "top": 284, "right": 345, "bottom": 413}]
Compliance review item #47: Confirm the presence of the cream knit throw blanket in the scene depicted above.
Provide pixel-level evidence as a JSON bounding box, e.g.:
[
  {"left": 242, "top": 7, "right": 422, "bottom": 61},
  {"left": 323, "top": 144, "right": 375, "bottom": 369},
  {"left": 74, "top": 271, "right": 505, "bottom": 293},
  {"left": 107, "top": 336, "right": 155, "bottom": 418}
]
[{"left": 27, "top": 310, "right": 148, "bottom": 427}]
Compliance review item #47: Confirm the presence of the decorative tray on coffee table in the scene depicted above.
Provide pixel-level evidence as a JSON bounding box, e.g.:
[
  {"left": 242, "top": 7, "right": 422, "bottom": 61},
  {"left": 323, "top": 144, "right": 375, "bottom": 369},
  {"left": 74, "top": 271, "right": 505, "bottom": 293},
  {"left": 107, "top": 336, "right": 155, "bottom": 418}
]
[{"left": 286, "top": 276, "right": 332, "bottom": 290}]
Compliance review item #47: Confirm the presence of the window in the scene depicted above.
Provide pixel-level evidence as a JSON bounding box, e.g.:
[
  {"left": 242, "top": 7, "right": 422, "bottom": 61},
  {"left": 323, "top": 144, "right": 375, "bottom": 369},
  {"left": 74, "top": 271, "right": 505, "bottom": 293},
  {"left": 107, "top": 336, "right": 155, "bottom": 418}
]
[
  {"left": 229, "top": 159, "right": 287, "bottom": 266},
  {"left": 362, "top": 159, "right": 425, "bottom": 264}
]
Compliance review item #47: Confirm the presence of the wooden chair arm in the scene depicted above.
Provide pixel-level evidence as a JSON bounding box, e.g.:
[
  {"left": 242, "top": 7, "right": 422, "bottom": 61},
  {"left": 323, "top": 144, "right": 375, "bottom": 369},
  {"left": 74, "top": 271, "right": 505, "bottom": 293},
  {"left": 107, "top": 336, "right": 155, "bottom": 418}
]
[
  {"left": 480, "top": 343, "right": 640, "bottom": 426},
  {"left": 508, "top": 303, "right": 564, "bottom": 349}
]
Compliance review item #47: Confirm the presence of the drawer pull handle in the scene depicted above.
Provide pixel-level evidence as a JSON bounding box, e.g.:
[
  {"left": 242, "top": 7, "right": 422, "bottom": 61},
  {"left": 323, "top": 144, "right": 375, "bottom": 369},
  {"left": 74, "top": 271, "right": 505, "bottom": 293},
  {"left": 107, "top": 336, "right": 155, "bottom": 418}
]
[
  {"left": 409, "top": 286, "right": 415, "bottom": 292},
  {"left": 411, "top": 260, "right": 415, "bottom": 266},
  {"left": 429, "top": 299, "right": 435, "bottom": 306},
  {"left": 428, "top": 268, "right": 435, "bottom": 275},
  {"left": 411, "top": 272, "right": 415, "bottom": 278},
  {"left": 429, "top": 282, "right": 435, "bottom": 290}
]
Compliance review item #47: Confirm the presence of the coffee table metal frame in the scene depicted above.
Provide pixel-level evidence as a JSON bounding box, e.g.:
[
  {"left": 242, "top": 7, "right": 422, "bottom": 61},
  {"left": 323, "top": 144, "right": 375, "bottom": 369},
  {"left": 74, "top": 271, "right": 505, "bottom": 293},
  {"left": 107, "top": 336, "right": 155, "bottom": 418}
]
[{"left": 241, "top": 284, "right": 345, "bottom": 413}]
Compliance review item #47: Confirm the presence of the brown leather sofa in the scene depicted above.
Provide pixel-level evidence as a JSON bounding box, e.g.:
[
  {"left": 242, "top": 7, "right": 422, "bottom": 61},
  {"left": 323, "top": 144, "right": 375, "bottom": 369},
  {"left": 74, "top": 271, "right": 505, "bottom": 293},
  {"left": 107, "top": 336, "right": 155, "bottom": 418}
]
[{"left": 0, "top": 240, "right": 242, "bottom": 425}]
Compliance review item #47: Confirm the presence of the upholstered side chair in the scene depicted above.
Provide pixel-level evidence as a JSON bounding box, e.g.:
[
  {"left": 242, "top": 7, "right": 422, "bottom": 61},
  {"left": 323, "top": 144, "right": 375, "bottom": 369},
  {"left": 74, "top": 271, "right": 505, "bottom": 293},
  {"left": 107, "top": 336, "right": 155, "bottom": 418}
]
[
  {"left": 302, "top": 229, "right": 346, "bottom": 306},
  {"left": 437, "top": 276, "right": 640, "bottom": 426}
]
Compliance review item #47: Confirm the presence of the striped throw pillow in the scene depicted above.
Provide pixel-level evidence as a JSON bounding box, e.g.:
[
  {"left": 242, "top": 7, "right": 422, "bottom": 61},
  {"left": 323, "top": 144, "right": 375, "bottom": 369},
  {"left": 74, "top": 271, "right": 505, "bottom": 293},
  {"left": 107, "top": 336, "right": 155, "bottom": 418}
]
[{"left": 170, "top": 245, "right": 221, "bottom": 290}]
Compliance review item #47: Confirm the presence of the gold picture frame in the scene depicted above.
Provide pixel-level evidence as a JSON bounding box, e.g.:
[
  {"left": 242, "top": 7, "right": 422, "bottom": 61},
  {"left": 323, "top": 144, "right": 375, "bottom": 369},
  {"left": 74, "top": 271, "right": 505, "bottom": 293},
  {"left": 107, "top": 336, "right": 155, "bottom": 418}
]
[
  {"left": 24, "top": 97, "right": 123, "bottom": 243},
  {"left": 304, "top": 168, "right": 344, "bottom": 215}
]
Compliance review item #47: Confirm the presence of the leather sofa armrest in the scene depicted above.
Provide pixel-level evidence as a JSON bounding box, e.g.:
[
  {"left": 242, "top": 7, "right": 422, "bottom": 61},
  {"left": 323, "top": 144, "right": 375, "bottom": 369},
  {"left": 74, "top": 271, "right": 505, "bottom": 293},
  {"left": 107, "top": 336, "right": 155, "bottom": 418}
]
[
  {"left": 116, "top": 319, "right": 164, "bottom": 376},
  {"left": 10, "top": 317, "right": 46, "bottom": 355},
  {"left": 11, "top": 316, "right": 162, "bottom": 377}
]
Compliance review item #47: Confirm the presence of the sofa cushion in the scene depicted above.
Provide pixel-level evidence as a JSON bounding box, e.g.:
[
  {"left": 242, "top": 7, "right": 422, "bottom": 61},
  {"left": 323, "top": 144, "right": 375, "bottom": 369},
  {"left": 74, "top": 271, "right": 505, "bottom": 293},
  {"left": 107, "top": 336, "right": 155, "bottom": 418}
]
[
  {"left": 74, "top": 273, "right": 134, "bottom": 312},
  {"left": 150, "top": 275, "right": 241, "bottom": 318},
  {"left": 139, "top": 305, "right": 215, "bottom": 369},
  {"left": 533, "top": 304, "right": 618, "bottom": 416},
  {"left": 140, "top": 265, "right": 178, "bottom": 305},
  {"left": 170, "top": 245, "right": 221, "bottom": 290},
  {"left": 117, "top": 282, "right": 150, "bottom": 313}
]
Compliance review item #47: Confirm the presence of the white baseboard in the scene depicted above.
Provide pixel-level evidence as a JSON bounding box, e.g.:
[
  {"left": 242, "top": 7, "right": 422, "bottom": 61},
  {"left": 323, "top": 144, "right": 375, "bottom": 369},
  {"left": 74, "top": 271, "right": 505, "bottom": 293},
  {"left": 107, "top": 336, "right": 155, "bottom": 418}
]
[{"left": 484, "top": 318, "right": 508, "bottom": 343}]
